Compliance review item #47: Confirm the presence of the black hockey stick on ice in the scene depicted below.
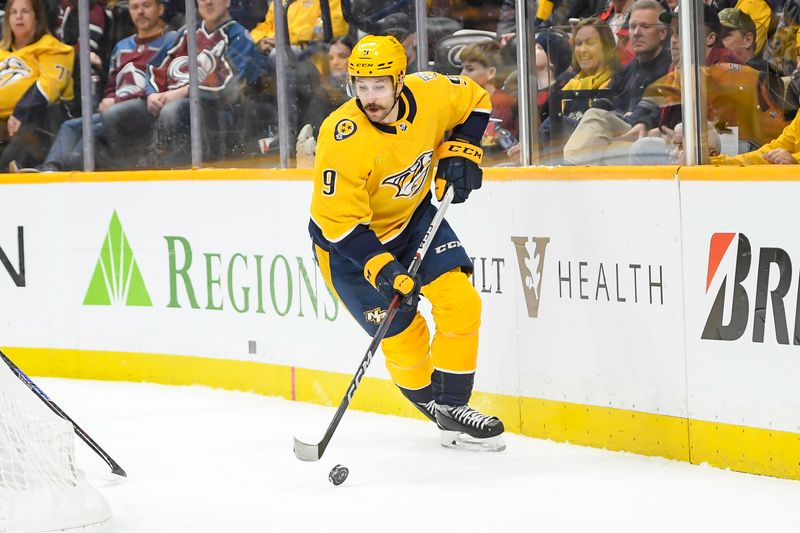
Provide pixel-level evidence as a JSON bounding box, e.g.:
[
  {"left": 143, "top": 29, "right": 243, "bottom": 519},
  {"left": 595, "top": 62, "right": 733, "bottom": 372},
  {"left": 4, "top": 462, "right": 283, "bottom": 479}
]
[
  {"left": 0, "top": 349, "right": 127, "bottom": 477},
  {"left": 293, "top": 186, "right": 455, "bottom": 461}
]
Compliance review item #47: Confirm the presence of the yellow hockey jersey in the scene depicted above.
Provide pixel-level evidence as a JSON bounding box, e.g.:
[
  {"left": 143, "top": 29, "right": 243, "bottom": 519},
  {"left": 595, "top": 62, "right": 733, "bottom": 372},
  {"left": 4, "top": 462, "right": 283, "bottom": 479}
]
[
  {"left": 309, "top": 72, "right": 491, "bottom": 267},
  {"left": 0, "top": 34, "right": 74, "bottom": 120},
  {"left": 250, "top": 0, "right": 348, "bottom": 44}
]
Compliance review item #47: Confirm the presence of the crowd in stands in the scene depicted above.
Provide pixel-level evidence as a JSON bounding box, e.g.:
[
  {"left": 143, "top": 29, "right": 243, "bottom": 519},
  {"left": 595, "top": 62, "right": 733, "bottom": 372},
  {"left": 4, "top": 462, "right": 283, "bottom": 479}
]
[{"left": 1, "top": 0, "right": 800, "bottom": 172}]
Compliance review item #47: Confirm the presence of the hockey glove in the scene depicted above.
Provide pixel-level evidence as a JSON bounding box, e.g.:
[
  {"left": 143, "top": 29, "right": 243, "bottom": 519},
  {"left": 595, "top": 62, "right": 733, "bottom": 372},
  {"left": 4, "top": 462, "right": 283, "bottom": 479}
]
[
  {"left": 434, "top": 139, "right": 483, "bottom": 204},
  {"left": 296, "top": 123, "right": 316, "bottom": 169},
  {"left": 364, "top": 252, "right": 420, "bottom": 312}
]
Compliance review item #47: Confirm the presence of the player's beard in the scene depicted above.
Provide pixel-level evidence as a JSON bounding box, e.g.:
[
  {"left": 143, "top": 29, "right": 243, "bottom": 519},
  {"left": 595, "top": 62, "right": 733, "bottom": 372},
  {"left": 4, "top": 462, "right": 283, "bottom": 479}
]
[{"left": 364, "top": 103, "right": 389, "bottom": 122}]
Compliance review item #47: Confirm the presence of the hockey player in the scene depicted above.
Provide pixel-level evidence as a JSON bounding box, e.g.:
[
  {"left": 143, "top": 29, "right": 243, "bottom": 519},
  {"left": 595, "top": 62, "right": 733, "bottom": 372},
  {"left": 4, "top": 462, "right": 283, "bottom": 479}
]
[{"left": 309, "top": 35, "right": 504, "bottom": 450}]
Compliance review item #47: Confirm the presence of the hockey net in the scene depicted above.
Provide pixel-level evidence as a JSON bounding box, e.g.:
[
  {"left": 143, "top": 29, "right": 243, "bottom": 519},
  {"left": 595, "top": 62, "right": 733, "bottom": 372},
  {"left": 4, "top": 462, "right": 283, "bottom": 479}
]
[{"left": 0, "top": 362, "right": 111, "bottom": 532}]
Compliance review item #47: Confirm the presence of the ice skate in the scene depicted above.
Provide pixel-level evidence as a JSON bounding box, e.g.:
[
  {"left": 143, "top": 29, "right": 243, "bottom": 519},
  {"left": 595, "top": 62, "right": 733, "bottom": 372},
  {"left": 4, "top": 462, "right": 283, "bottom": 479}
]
[
  {"left": 411, "top": 399, "right": 438, "bottom": 423},
  {"left": 435, "top": 404, "right": 506, "bottom": 452}
]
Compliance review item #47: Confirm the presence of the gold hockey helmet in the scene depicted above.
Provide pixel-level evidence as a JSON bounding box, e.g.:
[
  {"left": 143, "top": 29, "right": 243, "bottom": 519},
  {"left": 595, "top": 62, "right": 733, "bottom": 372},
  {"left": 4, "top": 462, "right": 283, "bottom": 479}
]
[{"left": 348, "top": 35, "right": 407, "bottom": 86}]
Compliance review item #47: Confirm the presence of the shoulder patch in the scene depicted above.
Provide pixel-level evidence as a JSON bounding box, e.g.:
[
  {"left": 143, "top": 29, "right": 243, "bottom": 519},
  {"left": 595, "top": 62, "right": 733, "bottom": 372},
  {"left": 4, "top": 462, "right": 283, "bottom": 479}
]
[
  {"left": 414, "top": 72, "right": 437, "bottom": 82},
  {"left": 334, "top": 118, "right": 357, "bottom": 141}
]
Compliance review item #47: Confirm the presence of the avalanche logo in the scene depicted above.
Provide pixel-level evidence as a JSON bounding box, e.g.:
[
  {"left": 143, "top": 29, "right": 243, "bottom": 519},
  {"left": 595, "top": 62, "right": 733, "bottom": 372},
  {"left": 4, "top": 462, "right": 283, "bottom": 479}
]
[
  {"left": 447, "top": 45, "right": 466, "bottom": 70},
  {"left": 165, "top": 40, "right": 231, "bottom": 91},
  {"left": 334, "top": 119, "right": 356, "bottom": 140},
  {"left": 382, "top": 151, "right": 433, "bottom": 198},
  {"left": 0, "top": 57, "right": 31, "bottom": 87},
  {"left": 114, "top": 62, "right": 147, "bottom": 98},
  {"left": 511, "top": 236, "right": 550, "bottom": 318}
]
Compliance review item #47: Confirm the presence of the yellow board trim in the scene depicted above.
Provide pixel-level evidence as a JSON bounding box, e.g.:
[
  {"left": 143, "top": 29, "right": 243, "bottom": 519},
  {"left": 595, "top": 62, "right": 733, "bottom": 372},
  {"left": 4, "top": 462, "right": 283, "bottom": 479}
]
[
  {"left": 3, "top": 346, "right": 798, "bottom": 480},
  {"left": 0, "top": 166, "right": 684, "bottom": 185},
  {"left": 679, "top": 165, "right": 800, "bottom": 181},
  {"left": 3, "top": 166, "right": 800, "bottom": 185},
  {"left": 689, "top": 419, "right": 800, "bottom": 480}
]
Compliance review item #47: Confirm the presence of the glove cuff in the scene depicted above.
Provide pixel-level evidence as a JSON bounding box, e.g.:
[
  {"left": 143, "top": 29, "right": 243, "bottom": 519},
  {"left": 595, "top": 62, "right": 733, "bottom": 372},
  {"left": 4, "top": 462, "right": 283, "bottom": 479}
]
[
  {"left": 364, "top": 251, "right": 394, "bottom": 289},
  {"left": 436, "top": 140, "right": 483, "bottom": 165}
]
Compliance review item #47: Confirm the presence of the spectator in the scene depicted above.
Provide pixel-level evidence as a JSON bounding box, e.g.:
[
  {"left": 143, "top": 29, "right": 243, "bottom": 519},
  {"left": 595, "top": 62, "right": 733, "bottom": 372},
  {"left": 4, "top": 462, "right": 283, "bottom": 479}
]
[
  {"left": 458, "top": 40, "right": 517, "bottom": 162},
  {"left": 534, "top": 29, "right": 573, "bottom": 125},
  {"left": 295, "top": 35, "right": 354, "bottom": 168},
  {"left": 0, "top": 0, "right": 74, "bottom": 169},
  {"left": 302, "top": 36, "right": 354, "bottom": 137},
  {"left": 700, "top": 4, "right": 743, "bottom": 65},
  {"left": 250, "top": 0, "right": 348, "bottom": 55},
  {"left": 597, "top": 0, "right": 636, "bottom": 65},
  {"left": 541, "top": 18, "right": 619, "bottom": 160},
  {"left": 102, "top": 0, "right": 269, "bottom": 168},
  {"left": 734, "top": 0, "right": 771, "bottom": 56},
  {"left": 53, "top": 0, "right": 109, "bottom": 105},
  {"left": 563, "top": 0, "right": 671, "bottom": 165},
  {"left": 627, "top": 6, "right": 782, "bottom": 163},
  {"left": 717, "top": 8, "right": 787, "bottom": 137},
  {"left": 765, "top": 0, "right": 800, "bottom": 76},
  {"left": 11, "top": 0, "right": 176, "bottom": 172},
  {"left": 710, "top": 109, "right": 800, "bottom": 163},
  {"left": 719, "top": 8, "right": 765, "bottom": 70}
]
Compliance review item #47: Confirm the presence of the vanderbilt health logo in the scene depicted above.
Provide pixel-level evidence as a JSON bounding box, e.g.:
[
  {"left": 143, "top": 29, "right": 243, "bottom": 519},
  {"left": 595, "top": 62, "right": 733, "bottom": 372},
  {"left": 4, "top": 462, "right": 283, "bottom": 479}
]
[
  {"left": 83, "top": 211, "right": 152, "bottom": 306},
  {"left": 511, "top": 236, "right": 550, "bottom": 318},
  {"left": 702, "top": 232, "right": 799, "bottom": 344}
]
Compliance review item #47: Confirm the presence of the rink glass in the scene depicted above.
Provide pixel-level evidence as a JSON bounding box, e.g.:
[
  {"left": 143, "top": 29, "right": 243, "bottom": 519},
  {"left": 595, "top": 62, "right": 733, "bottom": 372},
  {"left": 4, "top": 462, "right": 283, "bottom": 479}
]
[{"left": 66, "top": 0, "right": 788, "bottom": 170}]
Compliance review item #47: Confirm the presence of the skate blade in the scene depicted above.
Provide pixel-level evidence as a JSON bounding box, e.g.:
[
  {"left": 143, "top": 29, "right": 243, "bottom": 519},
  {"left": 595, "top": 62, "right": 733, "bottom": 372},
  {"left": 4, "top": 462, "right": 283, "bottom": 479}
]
[{"left": 439, "top": 430, "right": 506, "bottom": 452}]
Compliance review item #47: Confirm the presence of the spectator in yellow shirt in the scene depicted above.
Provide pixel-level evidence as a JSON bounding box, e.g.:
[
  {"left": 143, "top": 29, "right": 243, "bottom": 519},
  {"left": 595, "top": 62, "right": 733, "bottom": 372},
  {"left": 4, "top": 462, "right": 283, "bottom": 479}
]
[
  {"left": 735, "top": 0, "right": 772, "bottom": 55},
  {"left": 0, "top": 0, "right": 73, "bottom": 167},
  {"left": 712, "top": 110, "right": 800, "bottom": 164},
  {"left": 250, "top": 0, "right": 348, "bottom": 54}
]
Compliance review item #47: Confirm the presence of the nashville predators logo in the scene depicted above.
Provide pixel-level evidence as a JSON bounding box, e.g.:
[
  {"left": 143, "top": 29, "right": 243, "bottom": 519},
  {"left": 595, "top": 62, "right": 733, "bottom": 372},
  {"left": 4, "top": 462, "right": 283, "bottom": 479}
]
[
  {"left": 334, "top": 119, "right": 357, "bottom": 140},
  {"left": 382, "top": 151, "right": 433, "bottom": 198},
  {"left": 0, "top": 57, "right": 31, "bottom": 87},
  {"left": 364, "top": 306, "right": 387, "bottom": 325}
]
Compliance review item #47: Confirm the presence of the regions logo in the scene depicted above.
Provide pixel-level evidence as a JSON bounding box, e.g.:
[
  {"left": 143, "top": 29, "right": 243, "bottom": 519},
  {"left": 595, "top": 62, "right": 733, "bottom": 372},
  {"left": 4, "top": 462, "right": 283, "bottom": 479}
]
[
  {"left": 334, "top": 119, "right": 357, "bottom": 141},
  {"left": 364, "top": 306, "right": 387, "bottom": 325},
  {"left": 381, "top": 150, "right": 433, "bottom": 198},
  {"left": 0, "top": 226, "right": 25, "bottom": 287},
  {"left": 84, "top": 211, "right": 152, "bottom": 306}
]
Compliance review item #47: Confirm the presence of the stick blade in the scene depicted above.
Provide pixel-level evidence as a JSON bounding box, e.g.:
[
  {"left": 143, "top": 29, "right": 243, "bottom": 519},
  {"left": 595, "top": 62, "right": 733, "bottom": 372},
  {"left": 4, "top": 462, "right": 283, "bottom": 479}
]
[{"left": 293, "top": 437, "right": 321, "bottom": 462}]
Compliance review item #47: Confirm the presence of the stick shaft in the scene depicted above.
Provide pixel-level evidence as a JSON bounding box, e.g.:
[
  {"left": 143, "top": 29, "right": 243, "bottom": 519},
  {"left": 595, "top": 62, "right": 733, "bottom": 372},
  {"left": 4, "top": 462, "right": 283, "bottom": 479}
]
[
  {"left": 294, "top": 188, "right": 455, "bottom": 461},
  {"left": 0, "top": 349, "right": 127, "bottom": 477}
]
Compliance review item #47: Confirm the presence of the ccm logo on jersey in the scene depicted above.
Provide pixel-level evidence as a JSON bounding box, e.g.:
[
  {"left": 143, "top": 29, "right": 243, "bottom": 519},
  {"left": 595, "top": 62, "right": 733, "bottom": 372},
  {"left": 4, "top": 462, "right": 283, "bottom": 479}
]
[
  {"left": 435, "top": 240, "right": 462, "bottom": 254},
  {"left": 382, "top": 150, "right": 433, "bottom": 198},
  {"left": 334, "top": 119, "right": 357, "bottom": 140}
]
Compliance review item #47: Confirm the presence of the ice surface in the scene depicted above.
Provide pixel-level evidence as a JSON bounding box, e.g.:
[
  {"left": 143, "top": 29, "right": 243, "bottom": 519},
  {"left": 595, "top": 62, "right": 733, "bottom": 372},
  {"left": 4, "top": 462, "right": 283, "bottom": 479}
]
[{"left": 34, "top": 378, "right": 800, "bottom": 533}]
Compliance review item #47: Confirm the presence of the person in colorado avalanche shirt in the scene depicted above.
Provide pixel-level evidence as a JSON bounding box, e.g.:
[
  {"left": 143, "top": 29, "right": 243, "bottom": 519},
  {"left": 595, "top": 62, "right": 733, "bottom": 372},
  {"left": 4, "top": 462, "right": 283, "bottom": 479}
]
[
  {"left": 10, "top": 0, "right": 175, "bottom": 171},
  {"left": 103, "top": 0, "right": 268, "bottom": 168}
]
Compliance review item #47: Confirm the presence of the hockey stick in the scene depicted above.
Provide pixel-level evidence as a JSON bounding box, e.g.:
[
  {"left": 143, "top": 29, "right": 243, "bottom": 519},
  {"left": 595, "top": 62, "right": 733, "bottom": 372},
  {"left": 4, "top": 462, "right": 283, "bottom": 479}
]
[
  {"left": 0, "top": 349, "right": 127, "bottom": 477},
  {"left": 293, "top": 186, "right": 456, "bottom": 461}
]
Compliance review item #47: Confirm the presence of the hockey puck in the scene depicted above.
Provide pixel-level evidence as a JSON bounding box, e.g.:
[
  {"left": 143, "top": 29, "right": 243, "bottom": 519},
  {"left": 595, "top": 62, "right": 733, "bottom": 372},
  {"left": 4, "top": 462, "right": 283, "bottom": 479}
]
[{"left": 328, "top": 464, "right": 349, "bottom": 486}]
